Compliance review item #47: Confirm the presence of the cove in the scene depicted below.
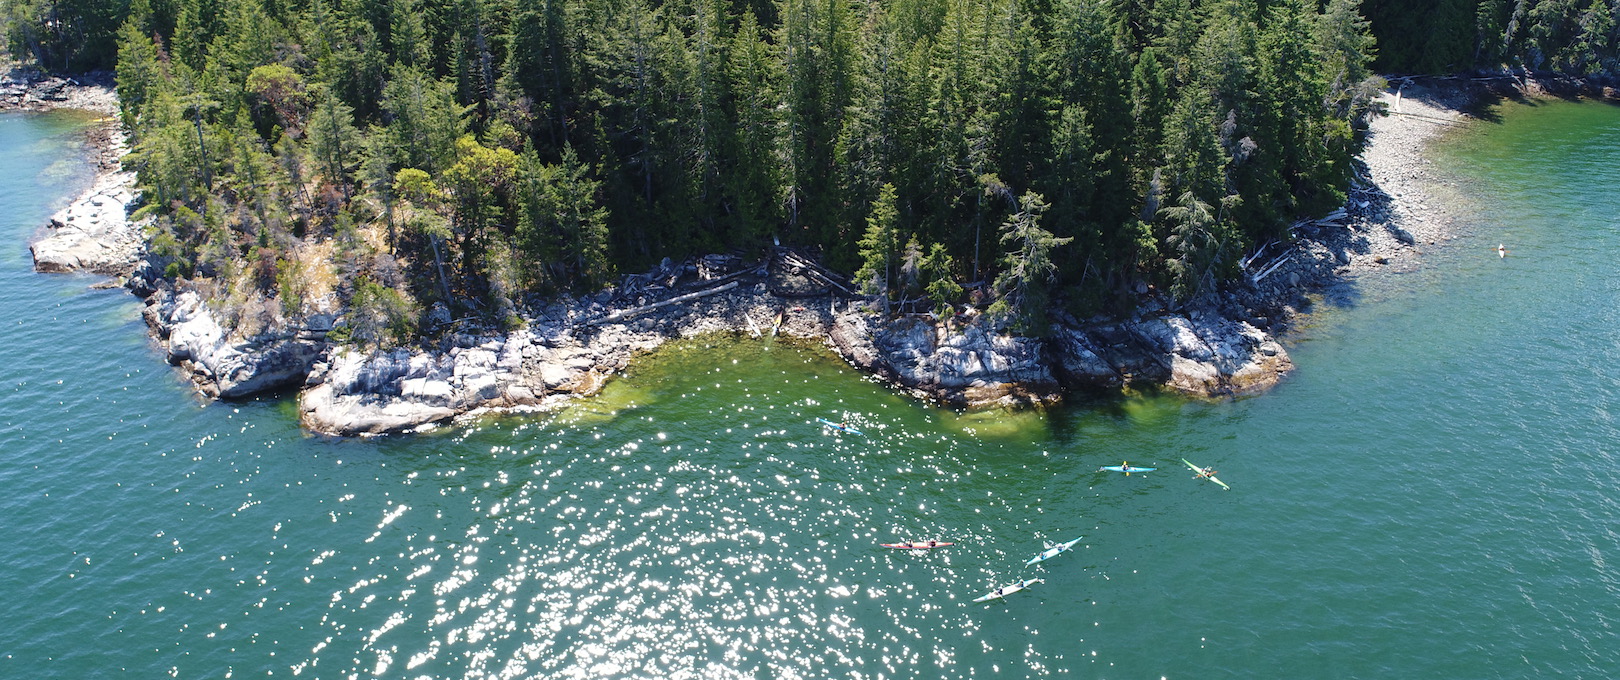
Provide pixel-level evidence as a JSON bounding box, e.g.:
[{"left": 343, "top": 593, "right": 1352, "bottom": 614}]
[{"left": 3, "top": 98, "right": 1619, "bottom": 678}]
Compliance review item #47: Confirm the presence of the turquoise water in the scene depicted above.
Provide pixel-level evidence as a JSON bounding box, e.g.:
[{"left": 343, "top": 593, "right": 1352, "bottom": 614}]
[{"left": 2, "top": 102, "right": 1618, "bottom": 678}]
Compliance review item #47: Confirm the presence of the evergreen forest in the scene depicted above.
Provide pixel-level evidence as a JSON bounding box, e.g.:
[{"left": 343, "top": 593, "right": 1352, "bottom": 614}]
[{"left": 16, "top": 0, "right": 1588, "bottom": 343}]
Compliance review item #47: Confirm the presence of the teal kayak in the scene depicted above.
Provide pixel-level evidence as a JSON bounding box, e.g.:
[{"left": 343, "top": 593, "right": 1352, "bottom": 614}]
[
  {"left": 816, "top": 418, "right": 864, "bottom": 436},
  {"left": 1025, "top": 536, "right": 1083, "bottom": 565},
  {"left": 1099, "top": 463, "right": 1156, "bottom": 475}
]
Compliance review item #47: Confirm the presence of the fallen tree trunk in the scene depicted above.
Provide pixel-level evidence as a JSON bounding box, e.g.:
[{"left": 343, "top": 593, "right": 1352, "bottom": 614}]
[
  {"left": 697, "top": 264, "right": 767, "bottom": 288},
  {"left": 779, "top": 251, "right": 857, "bottom": 296},
  {"left": 801, "top": 269, "right": 855, "bottom": 296},
  {"left": 1252, "top": 251, "right": 1293, "bottom": 284},
  {"left": 591, "top": 281, "right": 740, "bottom": 324}
]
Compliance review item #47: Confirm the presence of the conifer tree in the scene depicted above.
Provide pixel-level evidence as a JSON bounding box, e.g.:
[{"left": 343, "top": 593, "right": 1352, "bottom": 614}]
[
  {"left": 551, "top": 145, "right": 613, "bottom": 287},
  {"left": 308, "top": 88, "right": 364, "bottom": 198},
  {"left": 390, "top": 0, "right": 429, "bottom": 69},
  {"left": 921, "top": 242, "right": 962, "bottom": 318},
  {"left": 725, "top": 10, "right": 785, "bottom": 247},
  {"left": 856, "top": 183, "right": 901, "bottom": 314},
  {"left": 924, "top": 0, "right": 995, "bottom": 273},
  {"left": 1048, "top": 0, "right": 1136, "bottom": 290},
  {"left": 982, "top": 0, "right": 1051, "bottom": 198},
  {"left": 381, "top": 65, "right": 469, "bottom": 174},
  {"left": 115, "top": 7, "right": 166, "bottom": 129},
  {"left": 988, "top": 191, "right": 1069, "bottom": 333},
  {"left": 837, "top": 3, "right": 922, "bottom": 242},
  {"left": 778, "top": 0, "right": 856, "bottom": 246},
  {"left": 500, "top": 0, "right": 573, "bottom": 150},
  {"left": 315, "top": 3, "right": 387, "bottom": 118}
]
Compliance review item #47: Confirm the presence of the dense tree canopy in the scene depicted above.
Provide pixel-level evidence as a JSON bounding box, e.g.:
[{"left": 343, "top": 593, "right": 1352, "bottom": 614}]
[
  {"left": 4, "top": 0, "right": 1448, "bottom": 342},
  {"left": 1361, "top": 0, "right": 1620, "bottom": 75}
]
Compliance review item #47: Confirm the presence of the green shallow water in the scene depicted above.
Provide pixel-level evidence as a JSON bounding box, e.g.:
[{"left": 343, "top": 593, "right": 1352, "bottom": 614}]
[{"left": 2, "top": 101, "right": 1618, "bottom": 678}]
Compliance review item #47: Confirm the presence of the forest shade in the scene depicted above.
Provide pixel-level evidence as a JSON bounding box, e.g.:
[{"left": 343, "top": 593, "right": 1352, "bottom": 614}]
[{"left": 0, "top": 0, "right": 1482, "bottom": 340}]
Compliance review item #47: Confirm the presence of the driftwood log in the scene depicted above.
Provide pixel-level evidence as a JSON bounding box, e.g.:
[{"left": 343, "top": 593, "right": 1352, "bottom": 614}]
[
  {"left": 591, "top": 281, "right": 741, "bottom": 325},
  {"left": 779, "top": 251, "right": 856, "bottom": 296}
]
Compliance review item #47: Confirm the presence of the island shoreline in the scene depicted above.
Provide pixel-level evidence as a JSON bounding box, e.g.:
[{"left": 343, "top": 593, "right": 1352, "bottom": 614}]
[{"left": 18, "top": 69, "right": 1566, "bottom": 436}]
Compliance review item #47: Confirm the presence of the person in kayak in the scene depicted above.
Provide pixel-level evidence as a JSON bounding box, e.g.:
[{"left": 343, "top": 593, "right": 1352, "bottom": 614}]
[{"left": 1197, "top": 467, "right": 1218, "bottom": 479}]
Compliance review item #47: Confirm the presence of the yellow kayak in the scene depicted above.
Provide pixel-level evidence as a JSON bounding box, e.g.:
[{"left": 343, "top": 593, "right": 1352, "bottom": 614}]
[{"left": 1182, "top": 458, "right": 1229, "bottom": 490}]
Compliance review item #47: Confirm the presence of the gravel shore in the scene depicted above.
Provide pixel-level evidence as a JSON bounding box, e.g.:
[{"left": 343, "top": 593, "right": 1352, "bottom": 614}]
[
  {"left": 1342, "top": 82, "right": 1475, "bottom": 272},
  {"left": 1228, "top": 80, "right": 1481, "bottom": 329}
]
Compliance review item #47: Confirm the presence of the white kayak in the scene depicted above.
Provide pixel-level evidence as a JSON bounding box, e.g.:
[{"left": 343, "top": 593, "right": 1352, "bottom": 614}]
[
  {"left": 1025, "top": 536, "right": 1083, "bottom": 565},
  {"left": 973, "top": 578, "right": 1044, "bottom": 602}
]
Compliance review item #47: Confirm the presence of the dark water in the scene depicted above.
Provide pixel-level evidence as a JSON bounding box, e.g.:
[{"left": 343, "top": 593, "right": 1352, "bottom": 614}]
[{"left": 2, "top": 102, "right": 1617, "bottom": 678}]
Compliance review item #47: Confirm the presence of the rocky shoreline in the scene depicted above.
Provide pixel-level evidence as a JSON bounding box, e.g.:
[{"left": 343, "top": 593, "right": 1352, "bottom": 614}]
[
  {"left": 8, "top": 63, "right": 141, "bottom": 277},
  {"left": 26, "top": 71, "right": 1485, "bottom": 436}
]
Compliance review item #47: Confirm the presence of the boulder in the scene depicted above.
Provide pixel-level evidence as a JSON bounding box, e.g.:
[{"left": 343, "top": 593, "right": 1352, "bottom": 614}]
[
  {"left": 827, "top": 312, "right": 880, "bottom": 372},
  {"left": 300, "top": 349, "right": 458, "bottom": 434},
  {"left": 401, "top": 377, "right": 455, "bottom": 405},
  {"left": 125, "top": 259, "right": 163, "bottom": 298},
  {"left": 301, "top": 384, "right": 459, "bottom": 435},
  {"left": 426, "top": 302, "right": 452, "bottom": 329},
  {"left": 1047, "top": 324, "right": 1122, "bottom": 388}
]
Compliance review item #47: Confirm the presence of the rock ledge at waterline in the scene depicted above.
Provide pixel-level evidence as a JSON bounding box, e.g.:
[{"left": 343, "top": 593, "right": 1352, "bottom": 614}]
[{"left": 130, "top": 251, "right": 1299, "bottom": 436}]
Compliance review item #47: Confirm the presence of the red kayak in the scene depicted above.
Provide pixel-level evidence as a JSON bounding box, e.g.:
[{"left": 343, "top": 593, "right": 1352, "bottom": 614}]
[{"left": 880, "top": 541, "right": 954, "bottom": 549}]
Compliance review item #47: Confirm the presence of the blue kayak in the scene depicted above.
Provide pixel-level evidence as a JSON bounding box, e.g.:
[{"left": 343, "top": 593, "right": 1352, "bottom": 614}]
[
  {"left": 1026, "top": 536, "right": 1083, "bottom": 565},
  {"left": 1099, "top": 464, "right": 1156, "bottom": 474},
  {"left": 816, "top": 418, "right": 864, "bottom": 436}
]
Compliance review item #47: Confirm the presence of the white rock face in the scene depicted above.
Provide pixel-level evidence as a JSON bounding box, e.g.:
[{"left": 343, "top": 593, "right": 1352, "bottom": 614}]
[
  {"left": 31, "top": 170, "right": 142, "bottom": 275},
  {"left": 299, "top": 335, "right": 555, "bottom": 435},
  {"left": 148, "top": 290, "right": 324, "bottom": 398},
  {"left": 1050, "top": 310, "right": 1292, "bottom": 398},
  {"left": 831, "top": 315, "right": 1062, "bottom": 408}
]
